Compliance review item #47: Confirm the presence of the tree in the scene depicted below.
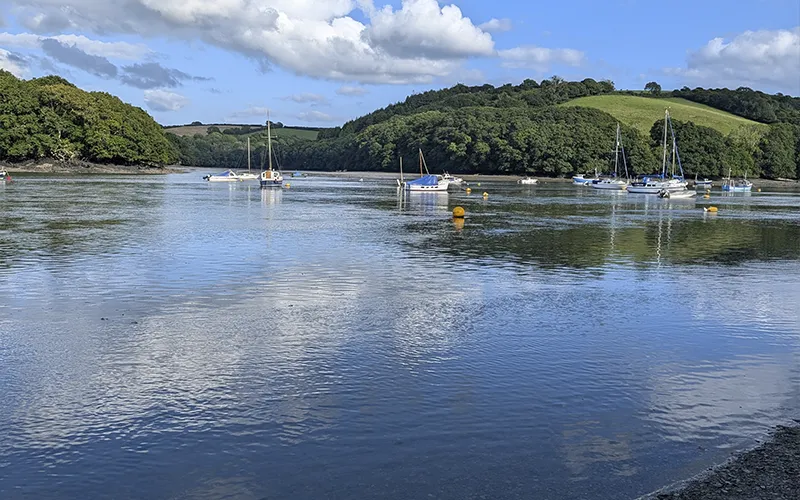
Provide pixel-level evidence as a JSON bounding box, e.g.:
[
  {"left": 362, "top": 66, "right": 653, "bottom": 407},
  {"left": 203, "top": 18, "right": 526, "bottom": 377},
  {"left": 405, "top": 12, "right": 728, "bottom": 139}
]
[
  {"left": 757, "top": 123, "right": 798, "bottom": 179},
  {"left": 644, "top": 81, "right": 662, "bottom": 96}
]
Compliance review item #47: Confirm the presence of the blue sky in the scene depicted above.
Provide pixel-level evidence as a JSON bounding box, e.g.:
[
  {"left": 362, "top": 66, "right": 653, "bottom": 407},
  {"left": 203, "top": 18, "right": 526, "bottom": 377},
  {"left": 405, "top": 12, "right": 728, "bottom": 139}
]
[{"left": 1, "top": 0, "right": 798, "bottom": 127}]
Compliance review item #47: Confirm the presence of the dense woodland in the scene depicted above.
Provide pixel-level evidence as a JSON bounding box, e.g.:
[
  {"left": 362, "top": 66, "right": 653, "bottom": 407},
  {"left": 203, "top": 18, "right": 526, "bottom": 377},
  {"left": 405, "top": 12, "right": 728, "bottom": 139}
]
[
  {"left": 173, "top": 77, "right": 800, "bottom": 179},
  {"left": 0, "top": 70, "right": 176, "bottom": 166},
  {"left": 2, "top": 70, "right": 799, "bottom": 179}
]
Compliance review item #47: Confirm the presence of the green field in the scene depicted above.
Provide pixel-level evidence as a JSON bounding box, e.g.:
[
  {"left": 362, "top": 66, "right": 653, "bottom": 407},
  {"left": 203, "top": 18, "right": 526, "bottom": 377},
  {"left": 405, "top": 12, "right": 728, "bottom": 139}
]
[
  {"left": 561, "top": 95, "right": 766, "bottom": 135},
  {"left": 165, "top": 124, "right": 319, "bottom": 140}
]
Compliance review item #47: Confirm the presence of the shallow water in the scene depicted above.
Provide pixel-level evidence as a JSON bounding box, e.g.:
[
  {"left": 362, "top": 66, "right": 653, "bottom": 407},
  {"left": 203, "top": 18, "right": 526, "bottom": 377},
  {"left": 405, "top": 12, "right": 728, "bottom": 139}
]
[{"left": 1, "top": 173, "right": 799, "bottom": 499}]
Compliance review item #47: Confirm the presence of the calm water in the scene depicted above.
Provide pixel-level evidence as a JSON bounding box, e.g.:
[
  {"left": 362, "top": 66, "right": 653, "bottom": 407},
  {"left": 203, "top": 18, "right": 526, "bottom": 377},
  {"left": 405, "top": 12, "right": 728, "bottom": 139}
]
[{"left": 1, "top": 172, "right": 799, "bottom": 499}]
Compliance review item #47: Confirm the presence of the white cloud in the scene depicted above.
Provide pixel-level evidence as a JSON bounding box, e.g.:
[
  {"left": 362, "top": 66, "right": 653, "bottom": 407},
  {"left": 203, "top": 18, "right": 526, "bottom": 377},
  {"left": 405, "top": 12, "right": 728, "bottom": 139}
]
[
  {"left": 365, "top": 0, "right": 494, "bottom": 59},
  {"left": 498, "top": 46, "right": 586, "bottom": 70},
  {"left": 0, "top": 32, "right": 151, "bottom": 60},
  {"left": 297, "top": 110, "right": 338, "bottom": 122},
  {"left": 227, "top": 106, "right": 272, "bottom": 119},
  {"left": 0, "top": 48, "right": 29, "bottom": 77},
  {"left": 143, "top": 89, "right": 189, "bottom": 112},
  {"left": 665, "top": 27, "right": 800, "bottom": 93},
  {"left": 283, "top": 93, "right": 328, "bottom": 104},
  {"left": 478, "top": 17, "right": 512, "bottom": 33},
  {"left": 336, "top": 85, "right": 368, "bottom": 96},
  {"left": 1, "top": 0, "right": 497, "bottom": 84}
]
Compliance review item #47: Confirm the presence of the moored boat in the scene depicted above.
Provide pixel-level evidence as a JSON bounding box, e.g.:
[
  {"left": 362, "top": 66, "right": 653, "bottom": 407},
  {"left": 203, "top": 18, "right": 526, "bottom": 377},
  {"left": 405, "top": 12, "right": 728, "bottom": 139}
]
[
  {"left": 442, "top": 172, "right": 463, "bottom": 184},
  {"left": 693, "top": 174, "right": 713, "bottom": 189},
  {"left": 260, "top": 113, "right": 284, "bottom": 188},
  {"left": 627, "top": 110, "right": 688, "bottom": 195},
  {"left": 518, "top": 177, "right": 538, "bottom": 185},
  {"left": 398, "top": 150, "right": 450, "bottom": 192},
  {"left": 721, "top": 167, "right": 753, "bottom": 192},
  {"left": 657, "top": 188, "right": 696, "bottom": 199},
  {"left": 0, "top": 170, "right": 10, "bottom": 182},
  {"left": 592, "top": 123, "right": 629, "bottom": 191},
  {"left": 204, "top": 169, "right": 241, "bottom": 182},
  {"left": 237, "top": 137, "right": 258, "bottom": 181}
]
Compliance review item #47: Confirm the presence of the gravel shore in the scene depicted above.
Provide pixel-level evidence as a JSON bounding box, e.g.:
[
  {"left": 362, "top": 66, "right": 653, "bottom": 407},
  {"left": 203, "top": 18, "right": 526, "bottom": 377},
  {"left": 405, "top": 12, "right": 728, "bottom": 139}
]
[
  {"left": 639, "top": 425, "right": 800, "bottom": 500},
  {"left": 2, "top": 159, "right": 183, "bottom": 175}
]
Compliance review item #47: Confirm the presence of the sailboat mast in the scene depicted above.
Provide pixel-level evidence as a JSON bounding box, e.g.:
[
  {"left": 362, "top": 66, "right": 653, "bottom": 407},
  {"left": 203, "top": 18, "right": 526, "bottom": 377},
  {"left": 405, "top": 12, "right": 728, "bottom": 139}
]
[
  {"left": 419, "top": 149, "right": 423, "bottom": 177},
  {"left": 400, "top": 156, "right": 404, "bottom": 182},
  {"left": 661, "top": 110, "right": 669, "bottom": 177},
  {"left": 267, "top": 112, "right": 273, "bottom": 171},
  {"left": 247, "top": 137, "right": 251, "bottom": 172},
  {"left": 614, "top": 123, "right": 620, "bottom": 177}
]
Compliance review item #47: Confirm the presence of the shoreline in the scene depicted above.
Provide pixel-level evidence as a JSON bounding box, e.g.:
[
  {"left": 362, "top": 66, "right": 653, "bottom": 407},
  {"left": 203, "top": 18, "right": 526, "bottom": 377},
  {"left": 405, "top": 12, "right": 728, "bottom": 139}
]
[
  {"left": 2, "top": 159, "right": 184, "bottom": 175},
  {"left": 638, "top": 424, "right": 799, "bottom": 500}
]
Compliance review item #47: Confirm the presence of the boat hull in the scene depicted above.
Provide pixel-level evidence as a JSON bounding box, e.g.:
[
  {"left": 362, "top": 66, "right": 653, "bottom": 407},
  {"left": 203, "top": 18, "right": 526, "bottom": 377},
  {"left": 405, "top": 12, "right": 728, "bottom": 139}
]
[
  {"left": 627, "top": 182, "right": 687, "bottom": 194},
  {"left": 591, "top": 181, "right": 627, "bottom": 190},
  {"left": 405, "top": 184, "right": 449, "bottom": 192},
  {"left": 722, "top": 185, "right": 752, "bottom": 192},
  {"left": 238, "top": 173, "right": 258, "bottom": 181},
  {"left": 518, "top": 179, "right": 538, "bottom": 185},
  {"left": 207, "top": 177, "right": 240, "bottom": 182}
]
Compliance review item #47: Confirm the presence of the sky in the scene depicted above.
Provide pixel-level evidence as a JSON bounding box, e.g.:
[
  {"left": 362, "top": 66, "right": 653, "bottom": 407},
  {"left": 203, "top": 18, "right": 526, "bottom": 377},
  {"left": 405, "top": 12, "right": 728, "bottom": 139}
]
[{"left": 0, "top": 0, "right": 798, "bottom": 127}]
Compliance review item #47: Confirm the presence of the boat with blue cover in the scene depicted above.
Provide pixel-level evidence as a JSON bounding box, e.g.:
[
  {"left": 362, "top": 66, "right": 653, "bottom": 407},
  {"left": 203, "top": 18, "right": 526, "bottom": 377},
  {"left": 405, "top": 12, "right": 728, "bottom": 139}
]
[{"left": 397, "top": 150, "right": 450, "bottom": 192}]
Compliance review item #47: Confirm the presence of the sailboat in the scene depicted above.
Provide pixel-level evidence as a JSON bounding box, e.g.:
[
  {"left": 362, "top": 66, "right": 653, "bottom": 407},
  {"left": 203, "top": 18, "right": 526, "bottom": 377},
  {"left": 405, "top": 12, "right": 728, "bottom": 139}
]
[
  {"left": 721, "top": 166, "right": 753, "bottom": 192},
  {"left": 238, "top": 137, "right": 258, "bottom": 180},
  {"left": 627, "top": 110, "right": 689, "bottom": 194},
  {"left": 592, "top": 123, "right": 629, "bottom": 190},
  {"left": 259, "top": 113, "right": 284, "bottom": 188},
  {"left": 398, "top": 150, "right": 450, "bottom": 192}
]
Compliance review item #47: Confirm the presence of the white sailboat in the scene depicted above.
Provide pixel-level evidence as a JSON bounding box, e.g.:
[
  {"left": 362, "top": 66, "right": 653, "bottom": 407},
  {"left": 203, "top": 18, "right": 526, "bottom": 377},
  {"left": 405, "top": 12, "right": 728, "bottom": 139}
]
[
  {"left": 398, "top": 150, "right": 450, "bottom": 192},
  {"left": 627, "top": 110, "right": 688, "bottom": 194},
  {"left": 238, "top": 137, "right": 258, "bottom": 180},
  {"left": 260, "top": 113, "right": 284, "bottom": 188},
  {"left": 442, "top": 172, "right": 464, "bottom": 184},
  {"left": 592, "top": 123, "right": 629, "bottom": 190}
]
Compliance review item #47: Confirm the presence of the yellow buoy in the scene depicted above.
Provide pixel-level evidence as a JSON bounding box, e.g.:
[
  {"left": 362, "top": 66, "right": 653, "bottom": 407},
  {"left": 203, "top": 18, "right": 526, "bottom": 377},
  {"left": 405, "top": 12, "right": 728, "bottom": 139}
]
[
  {"left": 465, "top": 187, "right": 472, "bottom": 194},
  {"left": 706, "top": 206, "right": 718, "bottom": 213},
  {"left": 482, "top": 192, "right": 489, "bottom": 198},
  {"left": 285, "top": 183, "right": 291, "bottom": 188},
  {"left": 703, "top": 194, "right": 710, "bottom": 199},
  {"left": 452, "top": 206, "right": 465, "bottom": 218},
  {"left": 477, "top": 183, "right": 481, "bottom": 187},
  {"left": 757, "top": 188, "right": 761, "bottom": 192}
]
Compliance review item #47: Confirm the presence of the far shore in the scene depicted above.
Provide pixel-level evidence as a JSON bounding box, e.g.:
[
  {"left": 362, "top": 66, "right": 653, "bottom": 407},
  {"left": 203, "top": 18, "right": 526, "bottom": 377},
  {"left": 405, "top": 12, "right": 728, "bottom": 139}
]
[{"left": 2, "top": 159, "right": 184, "bottom": 175}]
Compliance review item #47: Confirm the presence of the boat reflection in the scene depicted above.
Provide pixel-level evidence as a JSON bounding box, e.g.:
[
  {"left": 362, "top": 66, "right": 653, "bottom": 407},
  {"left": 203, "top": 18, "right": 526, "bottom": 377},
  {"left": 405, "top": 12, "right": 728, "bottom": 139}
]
[
  {"left": 261, "top": 187, "right": 283, "bottom": 206},
  {"left": 396, "top": 190, "right": 449, "bottom": 213}
]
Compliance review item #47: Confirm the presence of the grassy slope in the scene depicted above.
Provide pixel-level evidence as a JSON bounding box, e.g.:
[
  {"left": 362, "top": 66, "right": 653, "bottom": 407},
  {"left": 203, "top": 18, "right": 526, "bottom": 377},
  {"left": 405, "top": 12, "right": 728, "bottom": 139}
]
[
  {"left": 561, "top": 95, "right": 767, "bottom": 135},
  {"left": 165, "top": 124, "right": 319, "bottom": 140}
]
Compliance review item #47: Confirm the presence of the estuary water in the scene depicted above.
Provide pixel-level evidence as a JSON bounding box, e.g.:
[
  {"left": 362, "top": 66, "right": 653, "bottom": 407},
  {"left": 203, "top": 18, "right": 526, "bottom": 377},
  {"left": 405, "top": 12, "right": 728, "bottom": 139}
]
[{"left": 1, "top": 172, "right": 799, "bottom": 499}]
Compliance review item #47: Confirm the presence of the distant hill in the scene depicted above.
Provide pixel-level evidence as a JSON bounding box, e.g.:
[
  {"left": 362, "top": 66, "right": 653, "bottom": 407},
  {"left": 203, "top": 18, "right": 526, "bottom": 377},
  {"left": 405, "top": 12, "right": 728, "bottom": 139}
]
[
  {"left": 561, "top": 95, "right": 766, "bottom": 135},
  {"left": 164, "top": 123, "right": 320, "bottom": 140}
]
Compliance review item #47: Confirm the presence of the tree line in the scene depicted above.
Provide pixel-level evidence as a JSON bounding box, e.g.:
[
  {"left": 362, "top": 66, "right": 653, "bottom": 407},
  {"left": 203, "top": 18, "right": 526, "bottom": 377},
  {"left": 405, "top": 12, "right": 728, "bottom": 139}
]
[
  {"left": 171, "top": 83, "right": 800, "bottom": 179},
  {"left": 0, "top": 71, "right": 176, "bottom": 165}
]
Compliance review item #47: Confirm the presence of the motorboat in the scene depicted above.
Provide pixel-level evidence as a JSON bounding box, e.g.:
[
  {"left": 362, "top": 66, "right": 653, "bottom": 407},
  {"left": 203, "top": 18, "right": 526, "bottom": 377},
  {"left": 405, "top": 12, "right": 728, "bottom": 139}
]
[
  {"left": 573, "top": 172, "right": 599, "bottom": 185},
  {"left": 260, "top": 113, "right": 284, "bottom": 188},
  {"left": 657, "top": 188, "right": 696, "bottom": 199},
  {"left": 592, "top": 123, "right": 630, "bottom": 190},
  {"left": 518, "top": 177, "right": 538, "bottom": 185},
  {"left": 0, "top": 170, "right": 10, "bottom": 182},
  {"left": 627, "top": 110, "right": 688, "bottom": 195},
  {"left": 442, "top": 172, "right": 464, "bottom": 185},
  {"left": 693, "top": 174, "right": 713, "bottom": 189},
  {"left": 721, "top": 167, "right": 753, "bottom": 192},
  {"left": 204, "top": 169, "right": 241, "bottom": 182}
]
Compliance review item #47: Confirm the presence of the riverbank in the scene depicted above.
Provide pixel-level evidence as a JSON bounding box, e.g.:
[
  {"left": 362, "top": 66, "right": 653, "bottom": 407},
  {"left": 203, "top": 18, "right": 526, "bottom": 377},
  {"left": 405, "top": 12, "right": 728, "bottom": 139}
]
[
  {"left": 300, "top": 170, "right": 800, "bottom": 188},
  {"left": 639, "top": 424, "right": 800, "bottom": 500},
  {"left": 2, "top": 159, "right": 183, "bottom": 175}
]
